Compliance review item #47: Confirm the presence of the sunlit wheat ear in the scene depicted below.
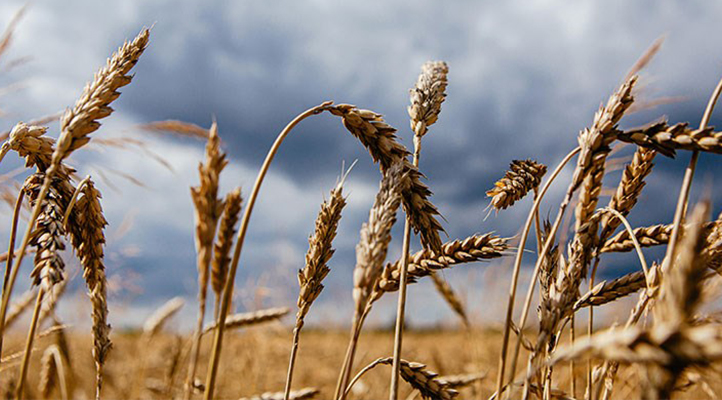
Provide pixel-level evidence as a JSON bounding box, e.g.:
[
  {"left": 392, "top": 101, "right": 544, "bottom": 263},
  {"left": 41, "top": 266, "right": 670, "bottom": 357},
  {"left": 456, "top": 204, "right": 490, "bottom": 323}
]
[
  {"left": 614, "top": 121, "right": 722, "bottom": 157},
  {"left": 571, "top": 75, "right": 636, "bottom": 191},
  {"left": 142, "top": 297, "right": 184, "bottom": 337},
  {"left": 409, "top": 60, "right": 449, "bottom": 141},
  {"left": 70, "top": 178, "right": 111, "bottom": 399},
  {"left": 297, "top": 180, "right": 346, "bottom": 323},
  {"left": 238, "top": 388, "right": 320, "bottom": 400},
  {"left": 486, "top": 159, "right": 547, "bottom": 211},
  {"left": 54, "top": 28, "right": 150, "bottom": 165},
  {"left": 326, "top": 104, "right": 443, "bottom": 251},
  {"left": 201, "top": 307, "right": 290, "bottom": 335},
  {"left": 211, "top": 188, "right": 242, "bottom": 304},
  {"left": 3, "top": 123, "right": 54, "bottom": 170},
  {"left": 353, "top": 162, "right": 407, "bottom": 317},
  {"left": 372, "top": 233, "right": 509, "bottom": 298},
  {"left": 599, "top": 147, "right": 656, "bottom": 241},
  {"left": 345, "top": 357, "right": 458, "bottom": 400}
]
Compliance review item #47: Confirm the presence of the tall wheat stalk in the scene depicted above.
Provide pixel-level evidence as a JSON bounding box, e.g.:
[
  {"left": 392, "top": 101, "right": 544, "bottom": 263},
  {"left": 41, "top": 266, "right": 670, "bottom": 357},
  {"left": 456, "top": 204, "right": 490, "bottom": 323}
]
[{"left": 390, "top": 60, "right": 448, "bottom": 400}]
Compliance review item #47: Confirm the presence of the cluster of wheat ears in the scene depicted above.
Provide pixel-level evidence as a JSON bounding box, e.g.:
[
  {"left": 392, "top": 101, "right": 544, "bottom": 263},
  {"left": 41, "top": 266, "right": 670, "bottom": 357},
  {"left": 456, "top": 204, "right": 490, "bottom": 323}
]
[{"left": 1, "top": 14, "right": 722, "bottom": 400}]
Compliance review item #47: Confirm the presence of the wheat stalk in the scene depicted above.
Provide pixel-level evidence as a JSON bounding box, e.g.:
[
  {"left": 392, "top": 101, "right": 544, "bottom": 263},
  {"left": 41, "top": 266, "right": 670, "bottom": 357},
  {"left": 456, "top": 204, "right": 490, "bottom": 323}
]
[
  {"left": 345, "top": 357, "right": 458, "bottom": 400},
  {"left": 326, "top": 104, "right": 443, "bottom": 252},
  {"left": 336, "top": 163, "right": 406, "bottom": 400},
  {"left": 285, "top": 178, "right": 346, "bottom": 400},
  {"left": 186, "top": 121, "right": 228, "bottom": 399},
  {"left": 203, "top": 102, "right": 333, "bottom": 400}
]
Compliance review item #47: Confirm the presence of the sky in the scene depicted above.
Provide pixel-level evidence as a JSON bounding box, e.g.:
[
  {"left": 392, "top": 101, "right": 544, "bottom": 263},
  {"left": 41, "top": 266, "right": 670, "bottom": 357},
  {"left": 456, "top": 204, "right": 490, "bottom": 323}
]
[{"left": 0, "top": 0, "right": 721, "bottom": 331}]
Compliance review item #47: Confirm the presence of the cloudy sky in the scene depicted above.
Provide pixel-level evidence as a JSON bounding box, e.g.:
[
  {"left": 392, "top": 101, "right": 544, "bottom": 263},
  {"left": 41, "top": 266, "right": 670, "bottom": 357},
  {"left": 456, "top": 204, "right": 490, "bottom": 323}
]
[{"left": 1, "top": 0, "right": 721, "bottom": 330}]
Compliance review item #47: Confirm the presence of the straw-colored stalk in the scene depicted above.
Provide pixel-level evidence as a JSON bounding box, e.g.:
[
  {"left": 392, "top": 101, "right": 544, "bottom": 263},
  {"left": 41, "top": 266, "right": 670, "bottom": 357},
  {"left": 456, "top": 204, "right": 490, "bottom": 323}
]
[
  {"left": 186, "top": 122, "right": 227, "bottom": 399},
  {"left": 285, "top": 181, "right": 346, "bottom": 400},
  {"left": 336, "top": 163, "right": 406, "bottom": 400}
]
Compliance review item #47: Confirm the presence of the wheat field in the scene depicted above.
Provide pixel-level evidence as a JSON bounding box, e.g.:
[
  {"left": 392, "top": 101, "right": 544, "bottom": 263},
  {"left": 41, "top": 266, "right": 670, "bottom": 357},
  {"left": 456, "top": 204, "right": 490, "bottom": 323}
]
[{"left": 2, "top": 6, "right": 722, "bottom": 400}]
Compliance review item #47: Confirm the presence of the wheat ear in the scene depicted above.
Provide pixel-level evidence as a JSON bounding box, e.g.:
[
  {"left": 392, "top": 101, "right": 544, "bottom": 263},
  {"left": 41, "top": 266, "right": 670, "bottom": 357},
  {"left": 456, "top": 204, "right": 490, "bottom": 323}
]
[
  {"left": 186, "top": 122, "right": 227, "bottom": 399},
  {"left": 502, "top": 76, "right": 638, "bottom": 397},
  {"left": 67, "top": 178, "right": 111, "bottom": 399},
  {"left": 285, "top": 178, "right": 346, "bottom": 400},
  {"left": 211, "top": 188, "right": 242, "bottom": 316},
  {"left": 390, "top": 61, "right": 449, "bottom": 400},
  {"left": 201, "top": 307, "right": 290, "bottom": 335},
  {"left": 345, "top": 357, "right": 458, "bottom": 400},
  {"left": 204, "top": 102, "right": 333, "bottom": 400},
  {"left": 486, "top": 159, "right": 547, "bottom": 211},
  {"left": 335, "top": 163, "right": 406, "bottom": 400}
]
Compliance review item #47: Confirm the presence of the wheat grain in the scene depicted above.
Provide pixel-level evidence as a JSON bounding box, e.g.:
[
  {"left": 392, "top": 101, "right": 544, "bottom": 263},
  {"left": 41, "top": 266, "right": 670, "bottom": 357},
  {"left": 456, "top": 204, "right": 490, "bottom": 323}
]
[
  {"left": 599, "top": 147, "right": 656, "bottom": 241},
  {"left": 297, "top": 182, "right": 345, "bottom": 323},
  {"left": 326, "top": 105, "right": 442, "bottom": 251},
  {"left": 409, "top": 60, "right": 449, "bottom": 143},
  {"left": 55, "top": 28, "right": 149, "bottom": 164},
  {"left": 614, "top": 121, "right": 722, "bottom": 157},
  {"left": 373, "top": 233, "right": 508, "bottom": 297},
  {"left": 69, "top": 178, "right": 111, "bottom": 399},
  {"left": 571, "top": 76, "right": 636, "bottom": 192},
  {"left": 573, "top": 270, "right": 646, "bottom": 311},
  {"left": 353, "top": 163, "right": 406, "bottom": 316},
  {"left": 486, "top": 159, "right": 547, "bottom": 211}
]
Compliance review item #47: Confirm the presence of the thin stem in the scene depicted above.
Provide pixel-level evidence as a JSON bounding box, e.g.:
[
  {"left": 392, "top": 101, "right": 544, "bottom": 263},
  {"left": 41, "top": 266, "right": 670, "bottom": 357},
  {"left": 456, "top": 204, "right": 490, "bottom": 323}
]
[
  {"left": 62, "top": 175, "right": 90, "bottom": 227},
  {"left": 345, "top": 358, "right": 386, "bottom": 398},
  {"left": 495, "top": 147, "right": 580, "bottom": 398},
  {"left": 15, "top": 287, "right": 44, "bottom": 399},
  {"left": 570, "top": 315, "right": 576, "bottom": 398},
  {"left": 661, "top": 74, "right": 722, "bottom": 275},
  {"left": 203, "top": 101, "right": 333, "bottom": 400},
  {"left": 389, "top": 145, "right": 420, "bottom": 400},
  {"left": 283, "top": 318, "right": 303, "bottom": 400},
  {"left": 0, "top": 189, "right": 26, "bottom": 358},
  {"left": 0, "top": 169, "right": 55, "bottom": 356}
]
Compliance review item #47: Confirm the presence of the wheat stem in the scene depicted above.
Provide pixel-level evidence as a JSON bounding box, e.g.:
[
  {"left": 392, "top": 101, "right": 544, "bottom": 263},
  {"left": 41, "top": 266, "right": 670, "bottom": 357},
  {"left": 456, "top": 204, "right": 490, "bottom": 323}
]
[
  {"left": 203, "top": 101, "right": 332, "bottom": 400},
  {"left": 61, "top": 175, "right": 90, "bottom": 227},
  {"left": 15, "top": 287, "right": 44, "bottom": 399},
  {"left": 660, "top": 75, "right": 722, "bottom": 278},
  {"left": 495, "top": 147, "right": 580, "bottom": 398}
]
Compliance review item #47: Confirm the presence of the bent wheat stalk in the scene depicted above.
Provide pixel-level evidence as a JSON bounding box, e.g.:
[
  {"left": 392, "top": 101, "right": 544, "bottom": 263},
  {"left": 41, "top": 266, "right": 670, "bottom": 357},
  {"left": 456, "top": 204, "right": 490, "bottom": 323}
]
[
  {"left": 494, "top": 147, "right": 580, "bottom": 397},
  {"left": 203, "top": 101, "right": 332, "bottom": 400}
]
